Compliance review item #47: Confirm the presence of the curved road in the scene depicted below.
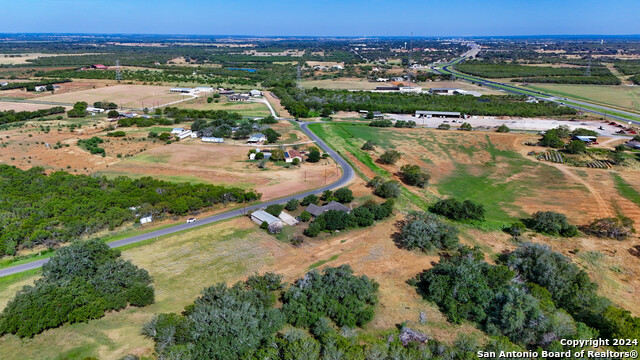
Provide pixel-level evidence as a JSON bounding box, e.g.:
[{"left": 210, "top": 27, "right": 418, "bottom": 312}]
[{"left": 0, "top": 121, "right": 354, "bottom": 277}]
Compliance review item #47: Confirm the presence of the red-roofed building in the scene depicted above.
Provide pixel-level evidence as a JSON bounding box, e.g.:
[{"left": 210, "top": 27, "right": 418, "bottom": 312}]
[
  {"left": 285, "top": 149, "right": 303, "bottom": 163},
  {"left": 92, "top": 64, "right": 109, "bottom": 70}
]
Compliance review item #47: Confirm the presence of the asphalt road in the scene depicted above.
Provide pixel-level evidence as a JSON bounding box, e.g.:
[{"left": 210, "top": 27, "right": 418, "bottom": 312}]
[
  {"left": 0, "top": 121, "right": 354, "bottom": 278},
  {"left": 434, "top": 54, "right": 640, "bottom": 126}
]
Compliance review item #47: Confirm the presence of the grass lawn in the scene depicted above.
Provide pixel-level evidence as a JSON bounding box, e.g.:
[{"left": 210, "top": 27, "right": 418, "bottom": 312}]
[
  {"left": 0, "top": 218, "right": 273, "bottom": 360},
  {"left": 612, "top": 173, "right": 640, "bottom": 206},
  {"left": 176, "top": 98, "right": 271, "bottom": 117},
  {"left": 526, "top": 84, "right": 640, "bottom": 113}
]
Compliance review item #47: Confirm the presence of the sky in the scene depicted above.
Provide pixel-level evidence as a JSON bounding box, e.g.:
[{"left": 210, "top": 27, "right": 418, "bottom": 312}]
[{"left": 1, "top": 0, "right": 639, "bottom": 37}]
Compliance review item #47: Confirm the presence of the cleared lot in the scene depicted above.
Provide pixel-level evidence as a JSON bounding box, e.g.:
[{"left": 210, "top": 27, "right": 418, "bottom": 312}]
[{"left": 36, "top": 84, "right": 184, "bottom": 108}]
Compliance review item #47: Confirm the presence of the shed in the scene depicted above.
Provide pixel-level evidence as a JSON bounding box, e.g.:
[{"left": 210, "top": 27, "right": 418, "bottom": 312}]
[
  {"left": 171, "top": 128, "right": 185, "bottom": 134},
  {"left": 572, "top": 135, "right": 597, "bottom": 143},
  {"left": 249, "top": 89, "right": 262, "bottom": 97},
  {"left": 251, "top": 210, "right": 283, "bottom": 227},
  {"left": 140, "top": 215, "right": 153, "bottom": 224},
  {"left": 415, "top": 111, "right": 461, "bottom": 118}
]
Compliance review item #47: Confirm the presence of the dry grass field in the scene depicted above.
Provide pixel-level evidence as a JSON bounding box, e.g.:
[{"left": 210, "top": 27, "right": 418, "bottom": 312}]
[
  {"left": 0, "top": 53, "right": 100, "bottom": 65},
  {"left": 37, "top": 84, "right": 184, "bottom": 108},
  {"left": 175, "top": 96, "right": 272, "bottom": 117},
  {"left": 526, "top": 83, "right": 640, "bottom": 112},
  {"left": 101, "top": 140, "right": 339, "bottom": 200},
  {"left": 0, "top": 101, "right": 71, "bottom": 112}
]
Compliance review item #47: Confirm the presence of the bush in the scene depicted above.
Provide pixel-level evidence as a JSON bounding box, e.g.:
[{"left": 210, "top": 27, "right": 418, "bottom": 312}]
[
  {"left": 334, "top": 187, "right": 354, "bottom": 203},
  {"left": 282, "top": 265, "right": 379, "bottom": 328},
  {"left": 459, "top": 122, "right": 473, "bottom": 131},
  {"left": 430, "top": 198, "right": 485, "bottom": 221},
  {"left": 285, "top": 198, "right": 299, "bottom": 211},
  {"left": 107, "top": 110, "right": 119, "bottom": 118},
  {"left": 265, "top": 204, "right": 284, "bottom": 217},
  {"left": 398, "top": 212, "right": 459, "bottom": 251},
  {"left": 255, "top": 152, "right": 264, "bottom": 160},
  {"left": 307, "top": 148, "right": 321, "bottom": 162},
  {"left": 505, "top": 222, "right": 526, "bottom": 237},
  {"left": 361, "top": 140, "right": 376, "bottom": 150},
  {"left": 143, "top": 280, "right": 285, "bottom": 360},
  {"left": 565, "top": 140, "right": 586, "bottom": 154},
  {"left": 374, "top": 180, "right": 401, "bottom": 199},
  {"left": 528, "top": 211, "right": 578, "bottom": 237},
  {"left": 399, "top": 164, "right": 430, "bottom": 188},
  {"left": 0, "top": 240, "right": 154, "bottom": 338},
  {"left": 496, "top": 124, "right": 510, "bottom": 133},
  {"left": 437, "top": 123, "right": 451, "bottom": 130},
  {"left": 299, "top": 211, "right": 312, "bottom": 222},
  {"left": 369, "top": 119, "right": 393, "bottom": 127},
  {"left": 301, "top": 194, "right": 319, "bottom": 206},
  {"left": 580, "top": 216, "right": 634, "bottom": 240},
  {"left": 304, "top": 222, "right": 322, "bottom": 237},
  {"left": 352, "top": 206, "right": 374, "bottom": 227},
  {"left": 379, "top": 150, "right": 401, "bottom": 165},
  {"left": 292, "top": 158, "right": 300, "bottom": 165},
  {"left": 260, "top": 221, "right": 269, "bottom": 230}
]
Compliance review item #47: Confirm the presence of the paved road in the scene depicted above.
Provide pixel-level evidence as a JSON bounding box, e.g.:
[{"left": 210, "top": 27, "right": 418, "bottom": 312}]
[
  {"left": 0, "top": 121, "right": 354, "bottom": 278},
  {"left": 434, "top": 50, "right": 640, "bottom": 126}
]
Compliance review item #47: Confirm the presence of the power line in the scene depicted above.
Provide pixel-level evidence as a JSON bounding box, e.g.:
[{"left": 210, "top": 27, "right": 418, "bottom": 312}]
[{"left": 115, "top": 59, "right": 122, "bottom": 82}]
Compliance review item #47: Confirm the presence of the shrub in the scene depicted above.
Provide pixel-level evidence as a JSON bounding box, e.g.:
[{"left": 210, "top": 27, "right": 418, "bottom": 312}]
[
  {"left": 285, "top": 198, "right": 299, "bottom": 211},
  {"left": 307, "top": 148, "right": 321, "bottom": 162},
  {"left": 352, "top": 206, "right": 374, "bottom": 227},
  {"left": 334, "top": 187, "right": 354, "bottom": 203},
  {"left": 292, "top": 158, "right": 300, "bottom": 165},
  {"left": 369, "top": 119, "right": 393, "bottom": 127},
  {"left": 299, "top": 211, "right": 312, "bottom": 222},
  {"left": 282, "top": 265, "right": 379, "bottom": 328},
  {"left": 496, "top": 124, "right": 510, "bottom": 133},
  {"left": 361, "top": 140, "right": 376, "bottom": 150},
  {"left": 505, "top": 222, "right": 526, "bottom": 237},
  {"left": 304, "top": 222, "right": 322, "bottom": 237},
  {"left": 528, "top": 211, "right": 578, "bottom": 237},
  {"left": 580, "top": 216, "right": 634, "bottom": 240},
  {"left": 437, "top": 123, "right": 451, "bottom": 130},
  {"left": 255, "top": 152, "right": 265, "bottom": 160},
  {"left": 107, "top": 110, "right": 120, "bottom": 118},
  {"left": 265, "top": 204, "right": 284, "bottom": 217},
  {"left": 459, "top": 122, "right": 473, "bottom": 131},
  {"left": 565, "top": 140, "right": 586, "bottom": 154},
  {"left": 379, "top": 150, "right": 401, "bottom": 165},
  {"left": 374, "top": 180, "right": 401, "bottom": 199},
  {"left": 301, "top": 194, "right": 319, "bottom": 206},
  {"left": 399, "top": 164, "right": 430, "bottom": 188},
  {"left": 430, "top": 198, "right": 485, "bottom": 221},
  {"left": 398, "top": 212, "right": 459, "bottom": 251}
]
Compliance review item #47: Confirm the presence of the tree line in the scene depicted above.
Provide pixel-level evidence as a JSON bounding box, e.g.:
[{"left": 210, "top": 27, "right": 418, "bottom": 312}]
[
  {"left": 272, "top": 86, "right": 577, "bottom": 118},
  {"left": 0, "top": 165, "right": 260, "bottom": 256},
  {"left": 0, "top": 106, "right": 66, "bottom": 125}
]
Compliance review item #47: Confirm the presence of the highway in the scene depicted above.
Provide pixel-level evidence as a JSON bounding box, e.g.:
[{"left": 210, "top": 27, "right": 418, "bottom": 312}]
[
  {"left": 0, "top": 120, "right": 354, "bottom": 278},
  {"left": 434, "top": 47, "right": 640, "bottom": 126}
]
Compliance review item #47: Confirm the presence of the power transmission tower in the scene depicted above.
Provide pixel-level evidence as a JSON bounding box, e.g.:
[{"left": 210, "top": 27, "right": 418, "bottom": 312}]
[
  {"left": 115, "top": 59, "right": 122, "bottom": 82},
  {"left": 407, "top": 32, "right": 415, "bottom": 82},
  {"left": 296, "top": 64, "right": 302, "bottom": 88},
  {"left": 584, "top": 53, "right": 592, "bottom": 77}
]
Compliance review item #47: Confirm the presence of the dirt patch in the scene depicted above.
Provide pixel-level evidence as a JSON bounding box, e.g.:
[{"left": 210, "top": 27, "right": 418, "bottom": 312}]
[{"left": 37, "top": 84, "right": 184, "bottom": 108}]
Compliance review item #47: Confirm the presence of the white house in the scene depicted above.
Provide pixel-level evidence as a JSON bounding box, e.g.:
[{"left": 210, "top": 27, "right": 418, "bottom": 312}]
[
  {"left": 250, "top": 210, "right": 283, "bottom": 227},
  {"left": 86, "top": 107, "right": 105, "bottom": 113},
  {"left": 202, "top": 137, "right": 224, "bottom": 143},
  {"left": 249, "top": 89, "right": 262, "bottom": 97},
  {"left": 247, "top": 133, "right": 267, "bottom": 144}
]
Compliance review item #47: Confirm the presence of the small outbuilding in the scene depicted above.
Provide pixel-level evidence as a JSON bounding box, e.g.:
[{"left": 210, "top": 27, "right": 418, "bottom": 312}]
[
  {"left": 305, "top": 201, "right": 351, "bottom": 217},
  {"left": 247, "top": 133, "right": 267, "bottom": 144},
  {"left": 202, "top": 137, "right": 224, "bottom": 143}
]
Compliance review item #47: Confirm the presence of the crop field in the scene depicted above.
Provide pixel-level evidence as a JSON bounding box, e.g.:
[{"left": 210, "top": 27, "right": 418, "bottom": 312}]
[
  {"left": 301, "top": 78, "right": 381, "bottom": 90},
  {"left": 526, "top": 83, "right": 640, "bottom": 112},
  {"left": 36, "top": 84, "right": 184, "bottom": 108},
  {"left": 101, "top": 140, "right": 338, "bottom": 200}
]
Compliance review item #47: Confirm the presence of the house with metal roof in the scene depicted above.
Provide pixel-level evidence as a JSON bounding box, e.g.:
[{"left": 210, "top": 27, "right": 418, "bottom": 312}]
[
  {"left": 251, "top": 210, "right": 283, "bottom": 227},
  {"left": 247, "top": 133, "right": 267, "bottom": 144},
  {"left": 305, "top": 201, "right": 351, "bottom": 217}
]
